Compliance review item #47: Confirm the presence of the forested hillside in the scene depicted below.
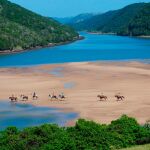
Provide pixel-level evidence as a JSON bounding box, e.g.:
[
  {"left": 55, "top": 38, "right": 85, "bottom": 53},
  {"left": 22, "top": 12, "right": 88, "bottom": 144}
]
[
  {"left": 125, "top": 3, "right": 150, "bottom": 36},
  {"left": 0, "top": 0, "right": 78, "bottom": 51},
  {"left": 70, "top": 3, "right": 150, "bottom": 36}
]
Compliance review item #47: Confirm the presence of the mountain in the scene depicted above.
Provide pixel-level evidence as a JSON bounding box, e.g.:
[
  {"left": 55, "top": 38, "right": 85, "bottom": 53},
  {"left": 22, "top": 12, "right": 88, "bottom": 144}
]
[
  {"left": 54, "top": 17, "right": 73, "bottom": 24},
  {"left": 55, "top": 13, "right": 94, "bottom": 24},
  {"left": 0, "top": 0, "right": 79, "bottom": 52},
  {"left": 70, "top": 3, "right": 150, "bottom": 36}
]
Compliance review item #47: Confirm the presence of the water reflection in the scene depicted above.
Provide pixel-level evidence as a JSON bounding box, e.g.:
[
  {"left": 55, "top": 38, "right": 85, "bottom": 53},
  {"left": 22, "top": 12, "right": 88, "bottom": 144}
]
[{"left": 0, "top": 101, "right": 78, "bottom": 130}]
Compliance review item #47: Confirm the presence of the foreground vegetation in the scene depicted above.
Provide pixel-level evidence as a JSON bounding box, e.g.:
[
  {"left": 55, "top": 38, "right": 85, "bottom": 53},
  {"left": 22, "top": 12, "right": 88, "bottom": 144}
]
[
  {"left": 0, "top": 115, "right": 149, "bottom": 150},
  {"left": 0, "top": 0, "right": 78, "bottom": 51}
]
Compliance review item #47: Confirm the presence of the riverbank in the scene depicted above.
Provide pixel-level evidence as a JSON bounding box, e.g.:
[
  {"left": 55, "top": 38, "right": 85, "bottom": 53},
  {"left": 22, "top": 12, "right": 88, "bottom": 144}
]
[
  {"left": 0, "top": 36, "right": 84, "bottom": 55},
  {"left": 87, "top": 31, "right": 150, "bottom": 39},
  {"left": 87, "top": 31, "right": 116, "bottom": 35},
  {"left": 138, "top": 35, "right": 150, "bottom": 39},
  {"left": 0, "top": 61, "right": 150, "bottom": 124}
]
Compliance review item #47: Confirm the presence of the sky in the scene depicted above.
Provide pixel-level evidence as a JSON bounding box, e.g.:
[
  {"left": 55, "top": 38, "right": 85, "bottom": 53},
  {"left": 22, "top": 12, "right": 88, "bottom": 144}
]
[{"left": 9, "top": 0, "right": 150, "bottom": 17}]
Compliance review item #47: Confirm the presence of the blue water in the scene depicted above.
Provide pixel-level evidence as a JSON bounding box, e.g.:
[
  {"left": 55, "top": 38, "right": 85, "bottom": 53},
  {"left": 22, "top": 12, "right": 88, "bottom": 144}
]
[
  {"left": 50, "top": 67, "right": 64, "bottom": 77},
  {"left": 64, "top": 82, "right": 76, "bottom": 89},
  {"left": 0, "top": 32, "right": 150, "bottom": 67},
  {"left": 0, "top": 101, "right": 78, "bottom": 130}
]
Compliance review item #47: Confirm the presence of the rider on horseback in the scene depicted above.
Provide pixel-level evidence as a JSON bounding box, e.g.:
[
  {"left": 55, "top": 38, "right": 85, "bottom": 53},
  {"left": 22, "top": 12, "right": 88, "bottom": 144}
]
[
  {"left": 61, "top": 92, "right": 64, "bottom": 98},
  {"left": 33, "top": 92, "right": 36, "bottom": 97}
]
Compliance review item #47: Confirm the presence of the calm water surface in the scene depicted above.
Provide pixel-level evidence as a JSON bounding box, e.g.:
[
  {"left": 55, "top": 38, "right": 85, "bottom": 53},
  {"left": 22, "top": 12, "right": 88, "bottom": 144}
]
[
  {"left": 0, "top": 32, "right": 150, "bottom": 67},
  {"left": 0, "top": 101, "right": 78, "bottom": 130}
]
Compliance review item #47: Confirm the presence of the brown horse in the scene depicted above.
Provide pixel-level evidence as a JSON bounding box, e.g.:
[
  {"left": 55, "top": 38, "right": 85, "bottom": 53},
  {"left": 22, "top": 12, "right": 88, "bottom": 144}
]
[
  {"left": 49, "top": 94, "right": 58, "bottom": 100},
  {"left": 97, "top": 95, "right": 107, "bottom": 101},
  {"left": 115, "top": 95, "right": 125, "bottom": 101},
  {"left": 32, "top": 95, "right": 38, "bottom": 100},
  {"left": 59, "top": 94, "right": 66, "bottom": 101},
  {"left": 9, "top": 96, "right": 17, "bottom": 102},
  {"left": 22, "top": 95, "right": 28, "bottom": 101}
]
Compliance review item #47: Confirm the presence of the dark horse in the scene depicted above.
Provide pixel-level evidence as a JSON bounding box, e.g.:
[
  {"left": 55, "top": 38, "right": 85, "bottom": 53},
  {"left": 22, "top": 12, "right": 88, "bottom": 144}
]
[
  {"left": 32, "top": 92, "right": 38, "bottom": 100},
  {"left": 49, "top": 94, "right": 58, "bottom": 100},
  {"left": 9, "top": 96, "right": 17, "bottom": 102},
  {"left": 33, "top": 95, "right": 38, "bottom": 100},
  {"left": 22, "top": 95, "right": 28, "bottom": 101},
  {"left": 97, "top": 95, "right": 107, "bottom": 101},
  {"left": 59, "top": 94, "right": 66, "bottom": 101},
  {"left": 115, "top": 95, "right": 125, "bottom": 101}
]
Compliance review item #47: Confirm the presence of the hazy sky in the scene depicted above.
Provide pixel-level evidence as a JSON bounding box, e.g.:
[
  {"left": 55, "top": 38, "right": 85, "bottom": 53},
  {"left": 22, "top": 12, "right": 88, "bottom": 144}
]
[{"left": 9, "top": 0, "right": 150, "bottom": 17}]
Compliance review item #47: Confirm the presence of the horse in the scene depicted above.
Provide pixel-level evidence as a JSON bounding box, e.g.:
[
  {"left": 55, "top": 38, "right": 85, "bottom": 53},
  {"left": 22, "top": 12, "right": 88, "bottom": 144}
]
[
  {"left": 33, "top": 95, "right": 38, "bottom": 100},
  {"left": 20, "top": 95, "right": 28, "bottom": 101},
  {"left": 49, "top": 94, "right": 58, "bottom": 100},
  {"left": 59, "top": 94, "right": 66, "bottom": 101},
  {"left": 22, "top": 95, "right": 28, "bottom": 101},
  {"left": 32, "top": 92, "right": 38, "bottom": 100},
  {"left": 9, "top": 96, "right": 17, "bottom": 102},
  {"left": 97, "top": 95, "right": 107, "bottom": 101},
  {"left": 115, "top": 95, "right": 125, "bottom": 101}
]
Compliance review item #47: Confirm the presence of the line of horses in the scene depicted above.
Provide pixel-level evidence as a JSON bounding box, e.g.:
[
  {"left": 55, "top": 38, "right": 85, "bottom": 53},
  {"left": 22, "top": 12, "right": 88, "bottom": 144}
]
[
  {"left": 9, "top": 93, "right": 125, "bottom": 103},
  {"left": 9, "top": 93, "right": 66, "bottom": 102},
  {"left": 97, "top": 94, "right": 125, "bottom": 101},
  {"left": 9, "top": 94, "right": 38, "bottom": 102}
]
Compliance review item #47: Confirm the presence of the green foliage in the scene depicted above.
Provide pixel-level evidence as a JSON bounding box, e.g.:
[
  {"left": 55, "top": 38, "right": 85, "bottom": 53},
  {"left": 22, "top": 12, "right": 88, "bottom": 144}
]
[
  {"left": 128, "top": 4, "right": 150, "bottom": 36},
  {"left": 0, "top": 0, "right": 78, "bottom": 51},
  {"left": 70, "top": 3, "right": 150, "bottom": 36},
  {"left": 0, "top": 115, "right": 150, "bottom": 150}
]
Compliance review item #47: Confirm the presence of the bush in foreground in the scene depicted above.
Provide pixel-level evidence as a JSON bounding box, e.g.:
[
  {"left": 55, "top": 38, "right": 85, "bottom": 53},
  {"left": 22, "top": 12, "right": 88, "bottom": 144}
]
[{"left": 0, "top": 115, "right": 150, "bottom": 150}]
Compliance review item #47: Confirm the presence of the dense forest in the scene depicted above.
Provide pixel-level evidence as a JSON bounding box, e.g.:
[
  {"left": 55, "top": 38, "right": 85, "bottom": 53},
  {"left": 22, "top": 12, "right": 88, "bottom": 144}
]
[
  {"left": 0, "top": 0, "right": 78, "bottom": 51},
  {"left": 0, "top": 115, "right": 150, "bottom": 150},
  {"left": 69, "top": 3, "right": 150, "bottom": 36}
]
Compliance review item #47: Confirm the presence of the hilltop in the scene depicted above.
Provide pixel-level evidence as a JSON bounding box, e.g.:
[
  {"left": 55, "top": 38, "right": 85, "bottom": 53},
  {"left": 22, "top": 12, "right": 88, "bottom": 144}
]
[
  {"left": 0, "top": 0, "right": 79, "bottom": 52},
  {"left": 55, "top": 13, "right": 94, "bottom": 24},
  {"left": 69, "top": 3, "right": 150, "bottom": 36}
]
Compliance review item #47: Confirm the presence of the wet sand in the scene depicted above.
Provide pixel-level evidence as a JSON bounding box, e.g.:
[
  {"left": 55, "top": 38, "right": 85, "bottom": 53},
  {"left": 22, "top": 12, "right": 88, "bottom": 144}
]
[{"left": 0, "top": 61, "right": 150, "bottom": 124}]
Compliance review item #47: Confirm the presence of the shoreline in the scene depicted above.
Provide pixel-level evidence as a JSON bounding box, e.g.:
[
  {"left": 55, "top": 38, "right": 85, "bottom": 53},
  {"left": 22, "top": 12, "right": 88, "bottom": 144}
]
[
  {"left": 138, "top": 35, "right": 150, "bottom": 39},
  {"left": 0, "top": 36, "right": 84, "bottom": 55},
  {"left": 0, "top": 61, "right": 150, "bottom": 124},
  {"left": 87, "top": 31, "right": 116, "bottom": 35},
  {"left": 87, "top": 31, "right": 150, "bottom": 39}
]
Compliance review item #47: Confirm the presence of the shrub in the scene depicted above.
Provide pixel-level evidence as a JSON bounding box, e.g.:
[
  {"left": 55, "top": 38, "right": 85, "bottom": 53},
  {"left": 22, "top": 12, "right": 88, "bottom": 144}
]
[{"left": 0, "top": 116, "right": 150, "bottom": 150}]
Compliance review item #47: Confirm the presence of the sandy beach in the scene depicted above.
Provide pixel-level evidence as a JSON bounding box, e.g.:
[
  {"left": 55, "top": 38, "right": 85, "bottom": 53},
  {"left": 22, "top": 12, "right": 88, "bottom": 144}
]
[{"left": 0, "top": 61, "right": 150, "bottom": 124}]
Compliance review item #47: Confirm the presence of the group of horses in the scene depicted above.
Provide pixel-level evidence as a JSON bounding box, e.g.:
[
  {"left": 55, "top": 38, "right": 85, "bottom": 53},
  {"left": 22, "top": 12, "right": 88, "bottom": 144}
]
[
  {"left": 9, "top": 93, "right": 66, "bottom": 102},
  {"left": 97, "top": 93, "right": 125, "bottom": 101},
  {"left": 49, "top": 94, "right": 66, "bottom": 100},
  {"left": 9, "top": 94, "right": 39, "bottom": 102},
  {"left": 9, "top": 93, "right": 124, "bottom": 103}
]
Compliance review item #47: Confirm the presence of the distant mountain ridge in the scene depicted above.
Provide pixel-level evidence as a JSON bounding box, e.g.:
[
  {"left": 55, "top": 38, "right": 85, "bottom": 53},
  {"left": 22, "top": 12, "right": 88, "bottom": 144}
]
[
  {"left": 0, "top": 0, "right": 79, "bottom": 52},
  {"left": 55, "top": 13, "right": 94, "bottom": 24},
  {"left": 69, "top": 3, "right": 150, "bottom": 36}
]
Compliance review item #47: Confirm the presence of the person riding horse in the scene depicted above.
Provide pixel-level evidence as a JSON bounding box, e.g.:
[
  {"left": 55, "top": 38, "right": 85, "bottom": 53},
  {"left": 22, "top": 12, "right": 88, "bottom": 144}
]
[
  {"left": 9, "top": 94, "right": 17, "bottom": 102},
  {"left": 97, "top": 93, "right": 107, "bottom": 101},
  {"left": 33, "top": 92, "right": 38, "bottom": 100},
  {"left": 59, "top": 92, "right": 66, "bottom": 100},
  {"left": 115, "top": 93, "right": 125, "bottom": 101},
  {"left": 20, "top": 94, "right": 28, "bottom": 101},
  {"left": 49, "top": 93, "right": 58, "bottom": 100}
]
